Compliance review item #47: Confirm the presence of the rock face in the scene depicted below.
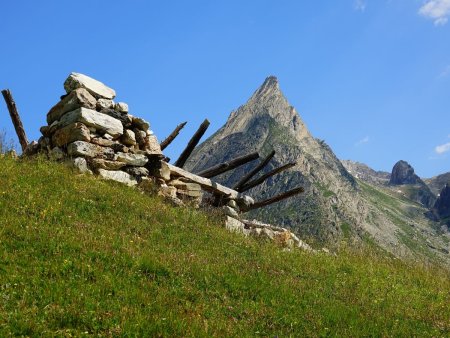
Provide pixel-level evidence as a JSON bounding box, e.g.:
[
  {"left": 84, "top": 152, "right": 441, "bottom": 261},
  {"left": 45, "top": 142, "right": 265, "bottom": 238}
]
[
  {"left": 433, "top": 184, "right": 450, "bottom": 220},
  {"left": 185, "top": 76, "right": 360, "bottom": 242},
  {"left": 389, "top": 160, "right": 421, "bottom": 185},
  {"left": 389, "top": 160, "right": 436, "bottom": 207},
  {"left": 341, "top": 160, "right": 390, "bottom": 186},
  {"left": 425, "top": 172, "right": 450, "bottom": 196}
]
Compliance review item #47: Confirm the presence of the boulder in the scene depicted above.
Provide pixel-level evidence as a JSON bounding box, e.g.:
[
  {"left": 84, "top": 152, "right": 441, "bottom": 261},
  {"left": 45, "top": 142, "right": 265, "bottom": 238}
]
[
  {"left": 90, "top": 158, "right": 126, "bottom": 170},
  {"left": 100, "top": 108, "right": 132, "bottom": 128},
  {"left": 115, "top": 152, "right": 148, "bottom": 166},
  {"left": 47, "top": 88, "right": 97, "bottom": 124},
  {"left": 132, "top": 116, "right": 150, "bottom": 131},
  {"left": 52, "top": 122, "right": 90, "bottom": 147},
  {"left": 121, "top": 129, "right": 137, "bottom": 146},
  {"left": 67, "top": 157, "right": 92, "bottom": 174},
  {"left": 225, "top": 216, "right": 245, "bottom": 233},
  {"left": 67, "top": 141, "right": 114, "bottom": 159},
  {"left": 59, "top": 107, "right": 123, "bottom": 138},
  {"left": 96, "top": 98, "right": 115, "bottom": 110},
  {"left": 223, "top": 205, "right": 239, "bottom": 218},
  {"left": 64, "top": 72, "right": 116, "bottom": 99},
  {"left": 114, "top": 102, "right": 129, "bottom": 113},
  {"left": 97, "top": 169, "right": 137, "bottom": 186}
]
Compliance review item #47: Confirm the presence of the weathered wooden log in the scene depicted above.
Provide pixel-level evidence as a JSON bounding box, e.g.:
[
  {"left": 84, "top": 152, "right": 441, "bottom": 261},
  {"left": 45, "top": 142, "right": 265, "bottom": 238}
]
[
  {"left": 238, "top": 162, "right": 297, "bottom": 193},
  {"left": 233, "top": 150, "right": 275, "bottom": 190},
  {"left": 196, "top": 152, "right": 259, "bottom": 178},
  {"left": 243, "top": 187, "right": 305, "bottom": 211},
  {"left": 160, "top": 121, "right": 187, "bottom": 151},
  {"left": 1, "top": 89, "right": 28, "bottom": 151},
  {"left": 174, "top": 119, "right": 210, "bottom": 168}
]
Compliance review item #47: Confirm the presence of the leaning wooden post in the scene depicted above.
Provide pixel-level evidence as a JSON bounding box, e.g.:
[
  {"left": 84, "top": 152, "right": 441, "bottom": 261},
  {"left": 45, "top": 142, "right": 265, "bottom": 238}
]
[
  {"left": 196, "top": 152, "right": 259, "bottom": 178},
  {"left": 174, "top": 119, "right": 210, "bottom": 168},
  {"left": 238, "top": 162, "right": 297, "bottom": 193},
  {"left": 233, "top": 150, "right": 276, "bottom": 190},
  {"left": 1, "top": 89, "right": 29, "bottom": 151},
  {"left": 160, "top": 121, "right": 187, "bottom": 151},
  {"left": 243, "top": 187, "right": 305, "bottom": 212}
]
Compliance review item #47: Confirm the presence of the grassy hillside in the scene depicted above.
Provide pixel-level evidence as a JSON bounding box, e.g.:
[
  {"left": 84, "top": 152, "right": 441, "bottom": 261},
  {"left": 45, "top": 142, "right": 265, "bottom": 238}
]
[{"left": 0, "top": 156, "right": 449, "bottom": 337}]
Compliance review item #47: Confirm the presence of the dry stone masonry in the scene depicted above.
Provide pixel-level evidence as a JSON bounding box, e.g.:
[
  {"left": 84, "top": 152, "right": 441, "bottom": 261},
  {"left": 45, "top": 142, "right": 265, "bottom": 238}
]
[{"left": 33, "top": 72, "right": 311, "bottom": 251}]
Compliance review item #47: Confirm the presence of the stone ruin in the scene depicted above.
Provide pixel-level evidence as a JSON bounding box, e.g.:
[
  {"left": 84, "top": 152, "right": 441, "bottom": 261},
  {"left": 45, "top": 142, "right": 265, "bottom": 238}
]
[{"left": 30, "top": 72, "right": 311, "bottom": 251}]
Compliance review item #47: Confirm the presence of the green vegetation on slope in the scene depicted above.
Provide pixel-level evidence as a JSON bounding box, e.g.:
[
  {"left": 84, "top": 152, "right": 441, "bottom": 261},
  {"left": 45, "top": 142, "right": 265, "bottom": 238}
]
[{"left": 0, "top": 157, "right": 449, "bottom": 337}]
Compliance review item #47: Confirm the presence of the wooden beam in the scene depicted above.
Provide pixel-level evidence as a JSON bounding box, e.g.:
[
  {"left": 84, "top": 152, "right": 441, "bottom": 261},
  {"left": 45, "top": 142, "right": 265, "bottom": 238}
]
[
  {"left": 160, "top": 121, "right": 187, "bottom": 151},
  {"left": 174, "top": 119, "right": 210, "bottom": 168},
  {"left": 1, "top": 89, "right": 28, "bottom": 151},
  {"left": 238, "top": 162, "right": 297, "bottom": 193},
  {"left": 196, "top": 152, "right": 259, "bottom": 178},
  {"left": 233, "top": 150, "right": 275, "bottom": 190},
  {"left": 243, "top": 187, "right": 304, "bottom": 211}
]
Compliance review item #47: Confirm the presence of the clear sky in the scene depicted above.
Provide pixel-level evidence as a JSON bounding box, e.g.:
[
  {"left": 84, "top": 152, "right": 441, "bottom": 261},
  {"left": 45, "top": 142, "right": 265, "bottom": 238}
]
[{"left": 0, "top": 0, "right": 449, "bottom": 178}]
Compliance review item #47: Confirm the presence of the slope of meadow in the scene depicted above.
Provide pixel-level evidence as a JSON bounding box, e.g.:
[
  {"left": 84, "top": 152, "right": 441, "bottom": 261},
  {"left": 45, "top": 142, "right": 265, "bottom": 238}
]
[{"left": 0, "top": 156, "right": 449, "bottom": 337}]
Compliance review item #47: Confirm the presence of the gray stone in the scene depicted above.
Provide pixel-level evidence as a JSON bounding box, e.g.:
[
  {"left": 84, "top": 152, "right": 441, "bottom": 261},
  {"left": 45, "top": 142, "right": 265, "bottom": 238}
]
[
  {"left": 227, "top": 200, "right": 238, "bottom": 209},
  {"left": 114, "top": 102, "right": 129, "bottom": 113},
  {"left": 143, "top": 135, "right": 162, "bottom": 155},
  {"left": 96, "top": 98, "right": 115, "bottom": 110},
  {"left": 223, "top": 206, "right": 239, "bottom": 218},
  {"left": 125, "top": 166, "right": 149, "bottom": 177},
  {"left": 67, "top": 141, "right": 114, "bottom": 159},
  {"left": 168, "top": 180, "right": 201, "bottom": 191},
  {"left": 115, "top": 152, "right": 148, "bottom": 166},
  {"left": 68, "top": 157, "right": 92, "bottom": 174},
  {"left": 22, "top": 141, "right": 40, "bottom": 157},
  {"left": 64, "top": 72, "right": 116, "bottom": 99},
  {"left": 121, "top": 129, "right": 136, "bottom": 146},
  {"left": 148, "top": 160, "right": 171, "bottom": 181},
  {"left": 100, "top": 109, "right": 132, "bottom": 128},
  {"left": 47, "top": 88, "right": 97, "bottom": 124},
  {"left": 236, "top": 195, "right": 255, "bottom": 210},
  {"left": 225, "top": 216, "right": 245, "bottom": 233},
  {"left": 59, "top": 108, "right": 123, "bottom": 138},
  {"left": 134, "top": 129, "right": 147, "bottom": 145},
  {"left": 90, "top": 158, "right": 126, "bottom": 170},
  {"left": 158, "top": 185, "right": 178, "bottom": 199},
  {"left": 90, "top": 137, "right": 115, "bottom": 147},
  {"left": 110, "top": 143, "right": 129, "bottom": 153},
  {"left": 177, "top": 190, "right": 203, "bottom": 198},
  {"left": 52, "top": 122, "right": 90, "bottom": 147},
  {"left": 49, "top": 147, "right": 65, "bottom": 160},
  {"left": 132, "top": 116, "right": 150, "bottom": 131},
  {"left": 97, "top": 169, "right": 137, "bottom": 186}
]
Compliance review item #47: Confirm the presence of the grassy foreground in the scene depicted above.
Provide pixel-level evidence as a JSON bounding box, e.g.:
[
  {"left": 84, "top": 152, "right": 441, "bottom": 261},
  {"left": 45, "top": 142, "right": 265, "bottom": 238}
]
[{"left": 0, "top": 157, "right": 449, "bottom": 337}]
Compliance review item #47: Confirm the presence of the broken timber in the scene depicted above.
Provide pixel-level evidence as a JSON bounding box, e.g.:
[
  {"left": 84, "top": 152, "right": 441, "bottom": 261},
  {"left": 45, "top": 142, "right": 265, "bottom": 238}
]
[
  {"left": 160, "top": 121, "right": 187, "bottom": 151},
  {"left": 233, "top": 150, "right": 275, "bottom": 190},
  {"left": 1, "top": 89, "right": 29, "bottom": 151},
  {"left": 196, "top": 152, "right": 259, "bottom": 178},
  {"left": 243, "top": 187, "right": 305, "bottom": 212},
  {"left": 238, "top": 162, "right": 297, "bottom": 193},
  {"left": 174, "top": 119, "right": 210, "bottom": 168},
  {"left": 166, "top": 163, "right": 253, "bottom": 206}
]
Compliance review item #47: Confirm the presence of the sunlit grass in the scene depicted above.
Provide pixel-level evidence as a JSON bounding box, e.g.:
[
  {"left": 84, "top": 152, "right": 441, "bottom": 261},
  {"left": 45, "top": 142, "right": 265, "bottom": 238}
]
[{"left": 0, "top": 157, "right": 449, "bottom": 336}]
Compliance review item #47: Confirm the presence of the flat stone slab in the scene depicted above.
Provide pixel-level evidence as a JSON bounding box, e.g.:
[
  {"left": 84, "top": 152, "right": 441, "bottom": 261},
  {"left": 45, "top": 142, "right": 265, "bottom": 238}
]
[
  {"left": 47, "top": 88, "right": 97, "bottom": 124},
  {"left": 115, "top": 152, "right": 148, "bottom": 166},
  {"left": 67, "top": 141, "right": 114, "bottom": 159},
  {"left": 97, "top": 169, "right": 137, "bottom": 186},
  {"left": 64, "top": 72, "right": 116, "bottom": 99},
  {"left": 52, "top": 122, "right": 91, "bottom": 147},
  {"left": 59, "top": 107, "right": 123, "bottom": 138}
]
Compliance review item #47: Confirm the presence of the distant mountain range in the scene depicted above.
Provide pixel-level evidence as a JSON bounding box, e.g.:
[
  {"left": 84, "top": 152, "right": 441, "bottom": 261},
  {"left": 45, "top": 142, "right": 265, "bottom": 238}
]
[{"left": 185, "top": 76, "right": 450, "bottom": 266}]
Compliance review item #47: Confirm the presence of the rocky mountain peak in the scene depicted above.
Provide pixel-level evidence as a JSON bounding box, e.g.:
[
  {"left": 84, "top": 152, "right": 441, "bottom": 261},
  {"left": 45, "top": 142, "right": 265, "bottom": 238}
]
[
  {"left": 251, "top": 75, "right": 280, "bottom": 100},
  {"left": 389, "top": 160, "right": 421, "bottom": 185}
]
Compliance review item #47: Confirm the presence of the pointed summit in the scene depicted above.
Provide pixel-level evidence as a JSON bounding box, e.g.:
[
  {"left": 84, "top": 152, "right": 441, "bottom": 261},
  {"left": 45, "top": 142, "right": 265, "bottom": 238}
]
[{"left": 252, "top": 75, "right": 280, "bottom": 99}]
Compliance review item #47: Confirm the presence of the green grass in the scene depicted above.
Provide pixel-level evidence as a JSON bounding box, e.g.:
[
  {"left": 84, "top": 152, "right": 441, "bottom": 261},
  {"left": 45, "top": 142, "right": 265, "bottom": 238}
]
[{"left": 0, "top": 157, "right": 449, "bottom": 337}]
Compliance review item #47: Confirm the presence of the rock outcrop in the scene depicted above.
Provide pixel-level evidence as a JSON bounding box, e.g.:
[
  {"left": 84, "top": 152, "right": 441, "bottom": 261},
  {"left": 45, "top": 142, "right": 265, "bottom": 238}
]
[
  {"left": 425, "top": 172, "right": 450, "bottom": 196},
  {"left": 388, "top": 160, "right": 436, "bottom": 207},
  {"left": 389, "top": 160, "right": 421, "bottom": 185}
]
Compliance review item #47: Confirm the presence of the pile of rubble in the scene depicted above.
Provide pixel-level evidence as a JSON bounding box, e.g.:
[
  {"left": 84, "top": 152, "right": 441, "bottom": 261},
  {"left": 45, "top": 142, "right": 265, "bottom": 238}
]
[{"left": 31, "top": 72, "right": 311, "bottom": 251}]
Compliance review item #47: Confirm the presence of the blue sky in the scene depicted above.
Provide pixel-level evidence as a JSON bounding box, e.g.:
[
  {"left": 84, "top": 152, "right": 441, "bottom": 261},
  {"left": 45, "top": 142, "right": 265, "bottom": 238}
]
[{"left": 0, "top": 0, "right": 449, "bottom": 178}]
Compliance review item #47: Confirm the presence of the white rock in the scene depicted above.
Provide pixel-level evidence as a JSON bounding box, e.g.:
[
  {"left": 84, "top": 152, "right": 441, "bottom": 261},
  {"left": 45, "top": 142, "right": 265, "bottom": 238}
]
[
  {"left": 225, "top": 216, "right": 245, "bottom": 233},
  {"left": 114, "top": 102, "right": 129, "bottom": 113},
  {"left": 97, "top": 169, "right": 137, "bottom": 186},
  {"left": 49, "top": 147, "right": 65, "bottom": 160},
  {"left": 96, "top": 98, "right": 115, "bottom": 110},
  {"left": 60, "top": 107, "right": 123, "bottom": 138},
  {"left": 223, "top": 206, "right": 239, "bottom": 218},
  {"left": 115, "top": 152, "right": 148, "bottom": 166},
  {"left": 67, "top": 157, "right": 92, "bottom": 174},
  {"left": 121, "top": 129, "right": 136, "bottom": 146},
  {"left": 64, "top": 72, "right": 116, "bottom": 99}
]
